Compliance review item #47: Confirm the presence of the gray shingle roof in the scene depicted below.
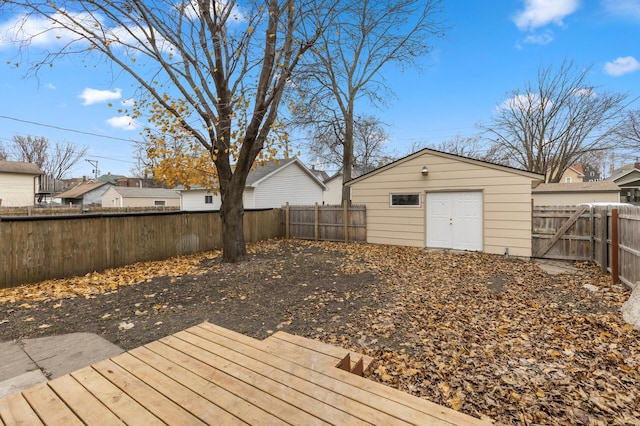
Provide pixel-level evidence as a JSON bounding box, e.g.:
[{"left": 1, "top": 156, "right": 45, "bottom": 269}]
[
  {"left": 0, "top": 161, "right": 42, "bottom": 175},
  {"left": 111, "top": 187, "right": 180, "bottom": 198},
  {"left": 533, "top": 181, "right": 620, "bottom": 193},
  {"left": 57, "top": 182, "right": 109, "bottom": 199}
]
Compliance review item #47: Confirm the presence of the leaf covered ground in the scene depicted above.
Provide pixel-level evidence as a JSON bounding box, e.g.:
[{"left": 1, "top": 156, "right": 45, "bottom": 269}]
[{"left": 0, "top": 239, "right": 638, "bottom": 425}]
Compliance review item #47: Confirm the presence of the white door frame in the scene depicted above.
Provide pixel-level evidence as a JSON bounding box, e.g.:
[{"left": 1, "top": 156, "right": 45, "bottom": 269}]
[{"left": 425, "top": 191, "right": 483, "bottom": 251}]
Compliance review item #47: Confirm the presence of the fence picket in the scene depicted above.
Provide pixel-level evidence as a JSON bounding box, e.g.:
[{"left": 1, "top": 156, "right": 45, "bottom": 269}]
[
  {"left": 0, "top": 209, "right": 282, "bottom": 289},
  {"left": 533, "top": 205, "right": 640, "bottom": 288}
]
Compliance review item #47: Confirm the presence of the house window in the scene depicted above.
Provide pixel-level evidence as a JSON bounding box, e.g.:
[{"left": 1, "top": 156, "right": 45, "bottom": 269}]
[
  {"left": 565, "top": 177, "right": 572, "bottom": 183},
  {"left": 390, "top": 193, "right": 420, "bottom": 207},
  {"left": 204, "top": 195, "right": 213, "bottom": 204},
  {"left": 154, "top": 200, "right": 166, "bottom": 206}
]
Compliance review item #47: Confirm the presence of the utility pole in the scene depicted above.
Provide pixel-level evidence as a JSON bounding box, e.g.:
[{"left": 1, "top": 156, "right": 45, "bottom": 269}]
[{"left": 86, "top": 159, "right": 99, "bottom": 179}]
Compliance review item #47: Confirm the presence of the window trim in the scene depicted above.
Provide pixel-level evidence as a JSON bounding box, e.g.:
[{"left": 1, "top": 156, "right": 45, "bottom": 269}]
[{"left": 389, "top": 192, "right": 421, "bottom": 208}]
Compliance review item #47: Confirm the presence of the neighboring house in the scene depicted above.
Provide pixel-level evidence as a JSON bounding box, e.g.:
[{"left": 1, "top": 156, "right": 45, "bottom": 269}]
[
  {"left": 57, "top": 181, "right": 112, "bottom": 206},
  {"left": 607, "top": 163, "right": 640, "bottom": 203},
  {"left": 558, "top": 164, "right": 585, "bottom": 183},
  {"left": 532, "top": 181, "right": 620, "bottom": 206},
  {"left": 0, "top": 160, "right": 42, "bottom": 207},
  {"left": 97, "top": 173, "right": 126, "bottom": 185},
  {"left": 102, "top": 187, "right": 180, "bottom": 208},
  {"left": 179, "top": 187, "right": 222, "bottom": 211},
  {"left": 178, "top": 158, "right": 327, "bottom": 210},
  {"left": 582, "top": 164, "right": 601, "bottom": 182},
  {"left": 323, "top": 171, "right": 344, "bottom": 205},
  {"left": 346, "top": 148, "right": 544, "bottom": 258}
]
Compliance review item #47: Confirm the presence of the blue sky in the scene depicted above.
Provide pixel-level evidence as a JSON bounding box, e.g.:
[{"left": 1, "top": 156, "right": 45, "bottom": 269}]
[{"left": 1, "top": 0, "right": 639, "bottom": 178}]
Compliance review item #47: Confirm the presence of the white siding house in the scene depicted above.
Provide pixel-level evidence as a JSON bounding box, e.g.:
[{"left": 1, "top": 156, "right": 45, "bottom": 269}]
[
  {"left": 347, "top": 148, "right": 544, "bottom": 257},
  {"left": 323, "top": 172, "right": 344, "bottom": 205},
  {"left": 57, "top": 181, "right": 111, "bottom": 206},
  {"left": 102, "top": 187, "right": 180, "bottom": 208},
  {"left": 178, "top": 158, "right": 327, "bottom": 210},
  {"left": 0, "top": 161, "right": 42, "bottom": 207}
]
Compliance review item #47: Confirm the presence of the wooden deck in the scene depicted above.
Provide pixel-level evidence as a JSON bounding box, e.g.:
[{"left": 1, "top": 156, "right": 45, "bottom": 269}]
[{"left": 0, "top": 322, "right": 493, "bottom": 425}]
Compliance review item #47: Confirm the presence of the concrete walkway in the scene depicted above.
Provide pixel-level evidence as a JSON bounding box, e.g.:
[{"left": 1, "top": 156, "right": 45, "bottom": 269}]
[{"left": 0, "top": 333, "right": 123, "bottom": 399}]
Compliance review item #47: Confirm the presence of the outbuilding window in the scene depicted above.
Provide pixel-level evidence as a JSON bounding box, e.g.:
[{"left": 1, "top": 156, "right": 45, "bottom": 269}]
[
  {"left": 204, "top": 195, "right": 213, "bottom": 204},
  {"left": 390, "top": 193, "right": 420, "bottom": 207},
  {"left": 154, "top": 200, "right": 166, "bottom": 206}
]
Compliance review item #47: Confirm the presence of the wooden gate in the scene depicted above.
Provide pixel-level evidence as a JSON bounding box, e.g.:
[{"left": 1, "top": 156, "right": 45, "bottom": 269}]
[{"left": 532, "top": 205, "right": 592, "bottom": 260}]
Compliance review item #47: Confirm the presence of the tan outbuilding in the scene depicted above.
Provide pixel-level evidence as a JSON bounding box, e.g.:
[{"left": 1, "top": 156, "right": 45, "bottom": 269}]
[
  {"left": 346, "top": 148, "right": 544, "bottom": 257},
  {"left": 532, "top": 181, "right": 620, "bottom": 206}
]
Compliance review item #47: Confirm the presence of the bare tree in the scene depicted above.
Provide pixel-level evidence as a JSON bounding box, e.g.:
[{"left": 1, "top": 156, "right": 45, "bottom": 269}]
[
  {"left": 308, "top": 115, "right": 390, "bottom": 175},
  {"left": 10, "top": 135, "right": 87, "bottom": 180},
  {"left": 482, "top": 60, "right": 629, "bottom": 182},
  {"left": 615, "top": 109, "right": 640, "bottom": 151},
  {"left": 432, "top": 134, "right": 508, "bottom": 165},
  {"left": 0, "top": 142, "right": 8, "bottom": 161},
  {"left": 11, "top": 135, "right": 48, "bottom": 169},
  {"left": 2, "top": 0, "right": 334, "bottom": 262},
  {"left": 292, "top": 0, "right": 445, "bottom": 203},
  {"left": 48, "top": 141, "right": 89, "bottom": 181}
]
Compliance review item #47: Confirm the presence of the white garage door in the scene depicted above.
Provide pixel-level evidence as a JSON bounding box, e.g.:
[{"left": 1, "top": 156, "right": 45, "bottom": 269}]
[{"left": 426, "top": 192, "right": 483, "bottom": 251}]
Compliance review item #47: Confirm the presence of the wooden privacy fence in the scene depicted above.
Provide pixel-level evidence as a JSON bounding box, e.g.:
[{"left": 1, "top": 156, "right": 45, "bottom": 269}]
[
  {"left": 532, "top": 205, "right": 640, "bottom": 287},
  {"left": 0, "top": 209, "right": 283, "bottom": 289},
  {"left": 283, "top": 203, "right": 366, "bottom": 243}
]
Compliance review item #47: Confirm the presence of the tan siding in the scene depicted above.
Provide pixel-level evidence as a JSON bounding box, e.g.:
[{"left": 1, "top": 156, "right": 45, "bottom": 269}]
[
  {"left": 350, "top": 151, "right": 540, "bottom": 257},
  {"left": 0, "top": 173, "right": 36, "bottom": 207}
]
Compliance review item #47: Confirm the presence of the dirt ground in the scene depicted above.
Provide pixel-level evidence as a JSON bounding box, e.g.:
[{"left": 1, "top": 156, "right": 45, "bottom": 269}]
[{"left": 0, "top": 239, "right": 638, "bottom": 425}]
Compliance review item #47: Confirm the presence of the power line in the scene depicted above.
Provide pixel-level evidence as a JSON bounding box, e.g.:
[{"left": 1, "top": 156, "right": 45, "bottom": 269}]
[{"left": 0, "top": 114, "right": 139, "bottom": 143}]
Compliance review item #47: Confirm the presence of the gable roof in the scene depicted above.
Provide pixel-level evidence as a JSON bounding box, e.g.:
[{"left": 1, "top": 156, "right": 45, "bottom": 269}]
[
  {"left": 246, "top": 158, "right": 327, "bottom": 190},
  {"left": 0, "top": 161, "right": 42, "bottom": 175},
  {"left": 533, "top": 181, "right": 620, "bottom": 193},
  {"left": 567, "top": 164, "right": 585, "bottom": 176},
  {"left": 324, "top": 171, "right": 343, "bottom": 184},
  {"left": 346, "top": 147, "right": 544, "bottom": 186},
  {"left": 108, "top": 187, "right": 180, "bottom": 198},
  {"left": 57, "top": 182, "right": 110, "bottom": 199},
  {"left": 608, "top": 166, "right": 640, "bottom": 184}
]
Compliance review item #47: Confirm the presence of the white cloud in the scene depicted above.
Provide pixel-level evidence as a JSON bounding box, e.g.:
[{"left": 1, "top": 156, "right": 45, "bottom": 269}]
[
  {"left": 522, "top": 30, "right": 554, "bottom": 45},
  {"left": 572, "top": 88, "right": 595, "bottom": 97},
  {"left": 79, "top": 88, "right": 122, "bottom": 105},
  {"left": 601, "top": 0, "right": 640, "bottom": 19},
  {"left": 604, "top": 56, "right": 640, "bottom": 76},
  {"left": 514, "top": 0, "right": 580, "bottom": 31},
  {"left": 498, "top": 93, "right": 547, "bottom": 112},
  {"left": 121, "top": 98, "right": 136, "bottom": 106},
  {"left": 45, "top": 83, "right": 56, "bottom": 90},
  {"left": 0, "top": 11, "right": 99, "bottom": 49},
  {"left": 106, "top": 115, "right": 138, "bottom": 130}
]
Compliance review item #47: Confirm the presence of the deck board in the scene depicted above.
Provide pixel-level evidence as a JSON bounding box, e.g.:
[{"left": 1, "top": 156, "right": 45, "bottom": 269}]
[
  {"left": 92, "top": 359, "right": 206, "bottom": 426},
  {"left": 0, "top": 392, "right": 44, "bottom": 425},
  {"left": 47, "top": 375, "right": 124, "bottom": 426},
  {"left": 70, "top": 366, "right": 164, "bottom": 426},
  {"left": 129, "top": 346, "right": 285, "bottom": 425},
  {"left": 190, "top": 323, "right": 467, "bottom": 426},
  {"left": 0, "top": 322, "right": 493, "bottom": 425}
]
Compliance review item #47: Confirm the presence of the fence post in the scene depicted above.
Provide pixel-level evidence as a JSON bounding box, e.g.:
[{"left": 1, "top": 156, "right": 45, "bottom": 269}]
[
  {"left": 598, "top": 208, "right": 608, "bottom": 273},
  {"left": 611, "top": 208, "right": 619, "bottom": 285},
  {"left": 343, "top": 203, "right": 348, "bottom": 243},
  {"left": 285, "top": 202, "right": 290, "bottom": 239},
  {"left": 314, "top": 202, "right": 319, "bottom": 242}
]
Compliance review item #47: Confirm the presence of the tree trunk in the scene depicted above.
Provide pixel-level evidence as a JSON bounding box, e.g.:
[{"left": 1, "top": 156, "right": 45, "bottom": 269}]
[
  {"left": 220, "top": 185, "right": 246, "bottom": 262},
  {"left": 342, "top": 108, "right": 354, "bottom": 206}
]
